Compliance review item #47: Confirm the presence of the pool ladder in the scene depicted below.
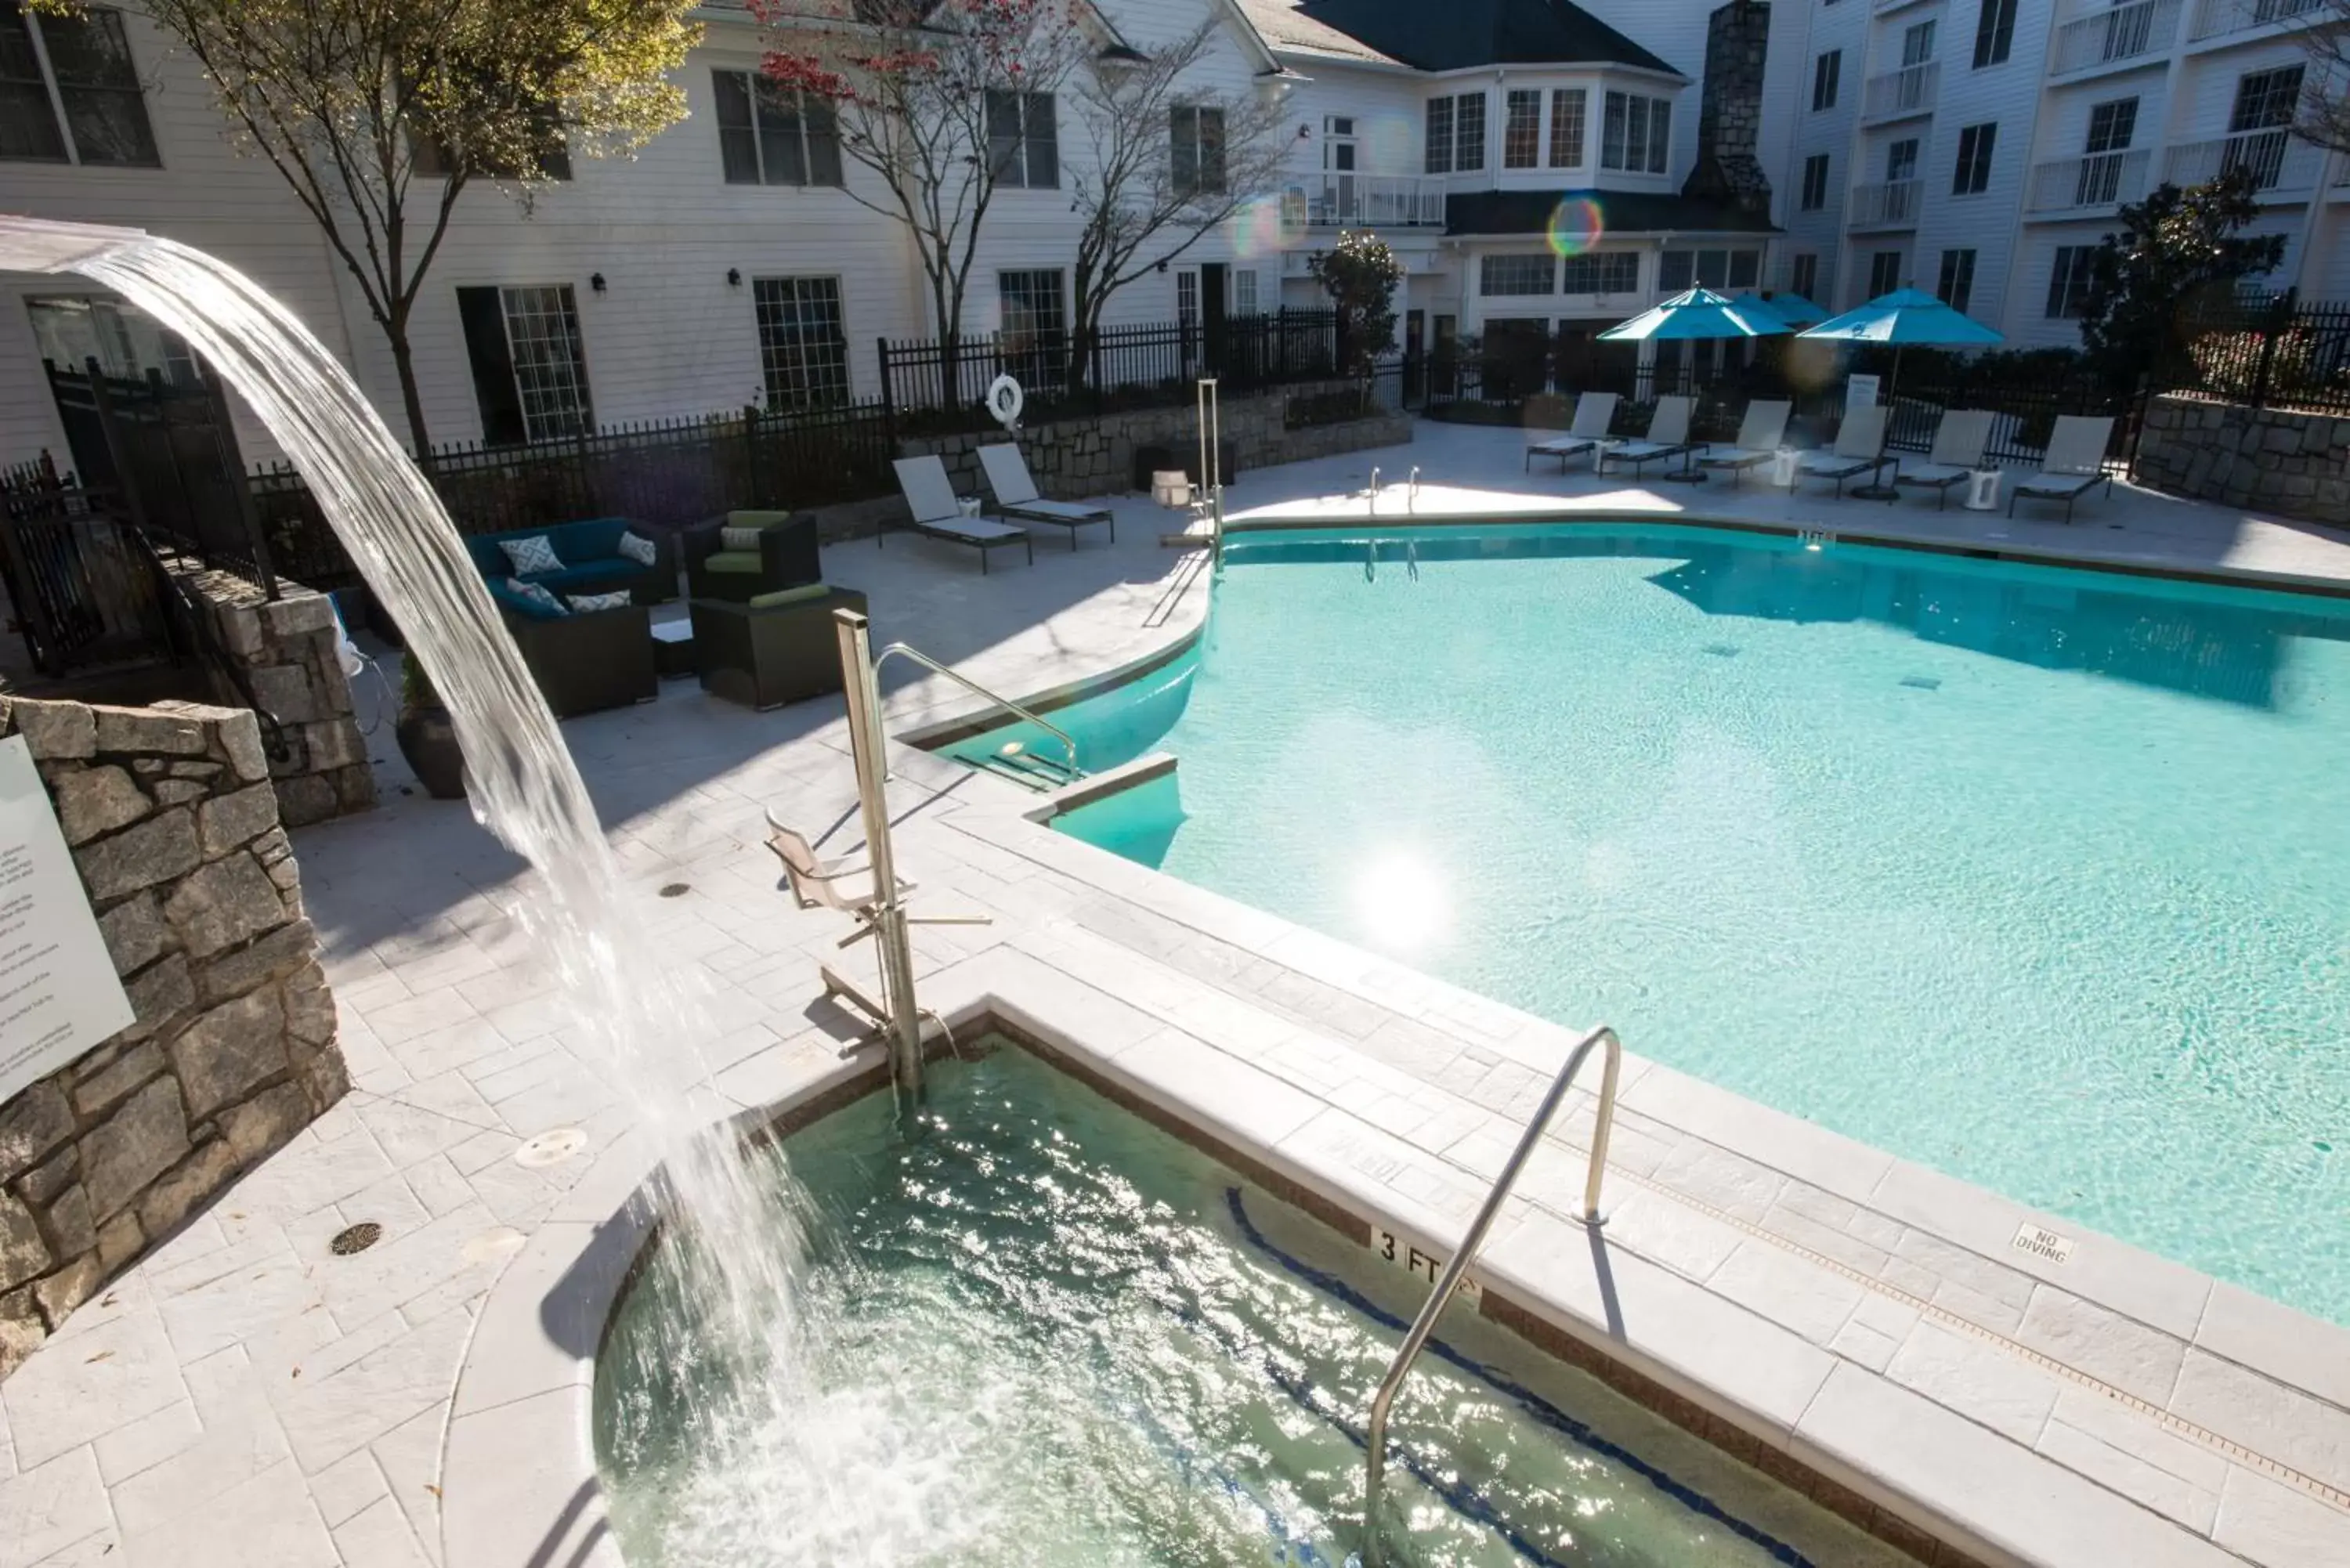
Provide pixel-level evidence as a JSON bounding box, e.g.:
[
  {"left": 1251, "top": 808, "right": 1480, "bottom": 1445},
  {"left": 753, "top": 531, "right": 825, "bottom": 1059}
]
[
  {"left": 1361, "top": 1024, "right": 1622, "bottom": 1559},
  {"left": 872, "top": 641, "right": 1083, "bottom": 790}
]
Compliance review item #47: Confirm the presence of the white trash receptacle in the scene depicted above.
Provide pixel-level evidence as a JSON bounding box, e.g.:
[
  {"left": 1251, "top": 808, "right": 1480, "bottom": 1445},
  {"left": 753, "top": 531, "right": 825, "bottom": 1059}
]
[
  {"left": 1770, "top": 448, "right": 1799, "bottom": 490},
  {"left": 1963, "top": 468, "right": 2001, "bottom": 511}
]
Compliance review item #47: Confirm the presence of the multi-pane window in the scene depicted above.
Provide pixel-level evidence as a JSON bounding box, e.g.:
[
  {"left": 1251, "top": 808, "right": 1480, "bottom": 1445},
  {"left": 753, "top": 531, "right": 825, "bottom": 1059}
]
[
  {"left": 1801, "top": 152, "right": 1831, "bottom": 210},
  {"left": 1813, "top": 50, "right": 1842, "bottom": 111},
  {"left": 1424, "top": 92, "right": 1486, "bottom": 175},
  {"left": 26, "top": 295, "right": 199, "bottom": 384},
  {"left": 2231, "top": 66, "right": 2304, "bottom": 132},
  {"left": 1789, "top": 253, "right": 1820, "bottom": 302},
  {"left": 453, "top": 284, "right": 595, "bottom": 446},
  {"left": 1549, "top": 89, "right": 1585, "bottom": 168},
  {"left": 0, "top": 2, "right": 157, "bottom": 166},
  {"left": 1868, "top": 250, "right": 1904, "bottom": 296},
  {"left": 1560, "top": 251, "right": 1640, "bottom": 294},
  {"left": 987, "top": 90, "right": 1058, "bottom": 188},
  {"left": 1658, "top": 249, "right": 1762, "bottom": 291},
  {"left": 997, "top": 266, "right": 1065, "bottom": 387},
  {"left": 1232, "top": 269, "right": 1259, "bottom": 316},
  {"left": 1175, "top": 268, "right": 1198, "bottom": 331},
  {"left": 1953, "top": 122, "right": 1996, "bottom": 193},
  {"left": 713, "top": 71, "right": 841, "bottom": 186},
  {"left": 1936, "top": 248, "right": 1977, "bottom": 314},
  {"left": 2085, "top": 97, "right": 2138, "bottom": 153},
  {"left": 1503, "top": 89, "right": 1541, "bottom": 168},
  {"left": 1887, "top": 138, "right": 1920, "bottom": 182},
  {"left": 1974, "top": 0, "right": 2018, "bottom": 67},
  {"left": 1902, "top": 20, "right": 1937, "bottom": 65},
  {"left": 1480, "top": 254, "right": 1555, "bottom": 296},
  {"left": 1601, "top": 92, "right": 1669, "bottom": 173},
  {"left": 2046, "top": 245, "right": 2095, "bottom": 318},
  {"left": 1425, "top": 94, "right": 1454, "bottom": 173},
  {"left": 1170, "top": 105, "right": 1226, "bottom": 196},
  {"left": 753, "top": 276, "right": 848, "bottom": 410}
]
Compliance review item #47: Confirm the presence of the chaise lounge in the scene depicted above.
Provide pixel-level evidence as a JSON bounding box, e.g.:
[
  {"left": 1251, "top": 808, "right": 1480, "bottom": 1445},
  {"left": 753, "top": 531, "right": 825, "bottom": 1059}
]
[
  {"left": 975, "top": 444, "right": 1115, "bottom": 547},
  {"left": 1697, "top": 399, "right": 1793, "bottom": 486},
  {"left": 1894, "top": 410, "right": 1996, "bottom": 508},
  {"left": 1794, "top": 405, "right": 1890, "bottom": 498},
  {"left": 888, "top": 456, "right": 1033, "bottom": 572},
  {"left": 1524, "top": 392, "right": 1621, "bottom": 472},
  {"left": 1607, "top": 395, "right": 1697, "bottom": 479},
  {"left": 2009, "top": 416, "right": 2117, "bottom": 524}
]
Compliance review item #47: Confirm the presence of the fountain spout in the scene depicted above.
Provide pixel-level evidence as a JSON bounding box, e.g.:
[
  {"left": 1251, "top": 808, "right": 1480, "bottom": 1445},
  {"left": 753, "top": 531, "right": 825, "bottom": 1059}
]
[{"left": 0, "top": 215, "right": 152, "bottom": 275}]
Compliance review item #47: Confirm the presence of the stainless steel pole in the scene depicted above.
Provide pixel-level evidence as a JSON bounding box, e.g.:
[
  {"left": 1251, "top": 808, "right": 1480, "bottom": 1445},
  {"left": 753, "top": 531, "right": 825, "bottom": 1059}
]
[{"left": 833, "top": 609, "right": 924, "bottom": 1100}]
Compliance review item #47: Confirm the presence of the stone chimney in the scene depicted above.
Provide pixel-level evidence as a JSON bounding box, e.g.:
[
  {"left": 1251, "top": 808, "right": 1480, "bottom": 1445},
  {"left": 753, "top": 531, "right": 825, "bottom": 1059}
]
[{"left": 1682, "top": 2, "right": 1773, "bottom": 217}]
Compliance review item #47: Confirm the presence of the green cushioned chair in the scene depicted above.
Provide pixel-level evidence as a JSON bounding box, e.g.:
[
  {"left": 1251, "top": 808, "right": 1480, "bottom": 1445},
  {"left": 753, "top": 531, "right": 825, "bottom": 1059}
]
[{"left": 684, "top": 510, "right": 821, "bottom": 603}]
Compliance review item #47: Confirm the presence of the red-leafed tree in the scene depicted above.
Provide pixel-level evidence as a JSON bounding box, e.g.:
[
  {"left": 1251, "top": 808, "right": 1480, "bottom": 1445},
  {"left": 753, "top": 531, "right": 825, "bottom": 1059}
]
[{"left": 757, "top": 0, "right": 1089, "bottom": 398}]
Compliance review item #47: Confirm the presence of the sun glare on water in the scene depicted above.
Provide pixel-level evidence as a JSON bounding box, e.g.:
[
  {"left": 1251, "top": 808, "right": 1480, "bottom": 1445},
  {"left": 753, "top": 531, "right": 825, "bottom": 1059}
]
[{"left": 1352, "top": 848, "right": 1451, "bottom": 952}]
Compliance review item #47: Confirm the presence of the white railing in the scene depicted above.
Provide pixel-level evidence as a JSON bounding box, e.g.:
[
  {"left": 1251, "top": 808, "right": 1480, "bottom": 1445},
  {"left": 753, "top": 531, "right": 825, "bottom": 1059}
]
[
  {"left": 2027, "top": 149, "right": 2153, "bottom": 211},
  {"left": 1863, "top": 60, "right": 1940, "bottom": 120},
  {"left": 2188, "top": 0, "right": 2322, "bottom": 41},
  {"left": 2164, "top": 128, "right": 2323, "bottom": 192},
  {"left": 1849, "top": 179, "right": 1922, "bottom": 227},
  {"left": 1279, "top": 174, "right": 1447, "bottom": 229},
  {"left": 2052, "top": 0, "right": 2182, "bottom": 72}
]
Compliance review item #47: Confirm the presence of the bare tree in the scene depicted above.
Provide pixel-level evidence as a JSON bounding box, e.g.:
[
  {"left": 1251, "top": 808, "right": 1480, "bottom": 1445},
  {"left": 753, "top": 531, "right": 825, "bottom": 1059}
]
[
  {"left": 121, "top": 0, "right": 699, "bottom": 454},
  {"left": 761, "top": 0, "right": 1088, "bottom": 392},
  {"left": 2292, "top": 0, "right": 2350, "bottom": 152},
  {"left": 1062, "top": 20, "right": 1292, "bottom": 374}
]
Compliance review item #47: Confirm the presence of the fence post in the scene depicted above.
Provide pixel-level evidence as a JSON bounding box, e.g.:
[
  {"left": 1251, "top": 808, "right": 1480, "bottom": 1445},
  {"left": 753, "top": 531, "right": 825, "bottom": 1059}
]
[
  {"left": 742, "top": 403, "right": 764, "bottom": 508},
  {"left": 2251, "top": 286, "right": 2295, "bottom": 409},
  {"left": 877, "top": 337, "right": 898, "bottom": 451}
]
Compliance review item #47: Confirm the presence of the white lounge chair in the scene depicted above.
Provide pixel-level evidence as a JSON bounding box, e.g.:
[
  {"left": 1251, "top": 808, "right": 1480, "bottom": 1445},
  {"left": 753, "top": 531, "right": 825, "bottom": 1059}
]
[
  {"left": 1894, "top": 409, "right": 1995, "bottom": 509},
  {"left": 2008, "top": 416, "right": 2116, "bottom": 523},
  {"left": 1795, "top": 404, "right": 1890, "bottom": 498},
  {"left": 1607, "top": 396, "right": 1696, "bottom": 478},
  {"left": 974, "top": 443, "right": 1115, "bottom": 548},
  {"left": 888, "top": 455, "right": 1032, "bottom": 573},
  {"left": 1697, "top": 399, "right": 1792, "bottom": 486},
  {"left": 1524, "top": 392, "right": 1621, "bottom": 471}
]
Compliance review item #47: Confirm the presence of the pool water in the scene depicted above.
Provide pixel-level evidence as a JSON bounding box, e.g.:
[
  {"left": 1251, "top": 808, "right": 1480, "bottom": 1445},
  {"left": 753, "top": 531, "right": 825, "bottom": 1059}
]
[
  {"left": 965, "top": 525, "right": 2350, "bottom": 1324},
  {"left": 595, "top": 1046, "right": 1915, "bottom": 1567}
]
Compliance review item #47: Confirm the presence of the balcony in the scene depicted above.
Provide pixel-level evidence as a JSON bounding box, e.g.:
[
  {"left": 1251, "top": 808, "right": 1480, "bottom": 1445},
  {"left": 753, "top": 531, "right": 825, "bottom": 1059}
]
[
  {"left": 1848, "top": 179, "right": 1922, "bottom": 229},
  {"left": 1278, "top": 174, "right": 1447, "bottom": 229},
  {"left": 2027, "top": 150, "right": 2153, "bottom": 211},
  {"left": 2051, "top": 0, "right": 2182, "bottom": 73},
  {"left": 2164, "top": 127, "right": 2323, "bottom": 193},
  {"left": 1862, "top": 61, "right": 1940, "bottom": 122},
  {"left": 2187, "top": 0, "right": 2321, "bottom": 42}
]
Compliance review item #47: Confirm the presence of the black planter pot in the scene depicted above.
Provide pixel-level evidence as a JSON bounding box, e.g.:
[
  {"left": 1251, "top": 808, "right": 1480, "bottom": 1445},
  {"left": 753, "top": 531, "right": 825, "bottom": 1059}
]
[{"left": 394, "top": 706, "right": 466, "bottom": 799}]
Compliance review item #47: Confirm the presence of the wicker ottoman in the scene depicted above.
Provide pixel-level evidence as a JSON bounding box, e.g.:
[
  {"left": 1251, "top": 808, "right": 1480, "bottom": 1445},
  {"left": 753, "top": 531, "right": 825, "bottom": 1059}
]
[{"left": 689, "top": 587, "right": 869, "bottom": 710}]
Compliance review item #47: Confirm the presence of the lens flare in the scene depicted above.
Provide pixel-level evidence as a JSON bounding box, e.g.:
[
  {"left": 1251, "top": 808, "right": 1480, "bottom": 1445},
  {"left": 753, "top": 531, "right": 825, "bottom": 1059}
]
[
  {"left": 1226, "top": 195, "right": 1303, "bottom": 260},
  {"left": 1546, "top": 197, "right": 1604, "bottom": 258}
]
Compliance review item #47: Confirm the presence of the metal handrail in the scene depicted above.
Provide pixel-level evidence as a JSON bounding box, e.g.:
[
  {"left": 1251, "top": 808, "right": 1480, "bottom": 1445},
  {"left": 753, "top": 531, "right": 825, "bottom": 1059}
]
[
  {"left": 1361, "top": 1024, "right": 1622, "bottom": 1552},
  {"left": 873, "top": 641, "right": 1080, "bottom": 779}
]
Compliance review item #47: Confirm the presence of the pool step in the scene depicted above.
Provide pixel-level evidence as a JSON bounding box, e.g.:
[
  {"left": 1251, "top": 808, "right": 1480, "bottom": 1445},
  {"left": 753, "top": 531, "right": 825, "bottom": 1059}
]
[{"left": 973, "top": 750, "right": 1083, "bottom": 792}]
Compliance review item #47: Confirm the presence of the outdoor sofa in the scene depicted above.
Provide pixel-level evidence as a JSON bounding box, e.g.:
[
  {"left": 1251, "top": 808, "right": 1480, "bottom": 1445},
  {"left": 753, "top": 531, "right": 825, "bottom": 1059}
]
[{"left": 464, "top": 518, "right": 675, "bottom": 605}]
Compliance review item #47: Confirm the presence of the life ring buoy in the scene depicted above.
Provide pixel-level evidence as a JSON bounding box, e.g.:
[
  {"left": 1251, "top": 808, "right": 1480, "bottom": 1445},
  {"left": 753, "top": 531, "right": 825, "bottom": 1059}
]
[{"left": 986, "top": 374, "right": 1025, "bottom": 429}]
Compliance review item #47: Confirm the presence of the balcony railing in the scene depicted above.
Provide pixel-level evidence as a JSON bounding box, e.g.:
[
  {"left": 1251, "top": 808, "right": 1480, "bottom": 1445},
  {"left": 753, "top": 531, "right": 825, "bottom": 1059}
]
[
  {"left": 1863, "top": 61, "right": 1940, "bottom": 121},
  {"left": 2164, "top": 127, "right": 2323, "bottom": 193},
  {"left": 1279, "top": 174, "right": 1447, "bottom": 229},
  {"left": 2188, "top": 0, "right": 2322, "bottom": 41},
  {"left": 1848, "top": 179, "right": 1922, "bottom": 228},
  {"left": 2052, "top": 0, "right": 2182, "bottom": 72},
  {"left": 2028, "top": 150, "right": 2153, "bottom": 211}
]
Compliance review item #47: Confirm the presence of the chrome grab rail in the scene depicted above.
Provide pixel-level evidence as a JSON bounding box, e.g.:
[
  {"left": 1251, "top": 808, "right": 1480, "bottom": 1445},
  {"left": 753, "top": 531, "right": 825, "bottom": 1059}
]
[
  {"left": 872, "top": 642, "right": 1080, "bottom": 779},
  {"left": 1361, "top": 1024, "right": 1622, "bottom": 1549}
]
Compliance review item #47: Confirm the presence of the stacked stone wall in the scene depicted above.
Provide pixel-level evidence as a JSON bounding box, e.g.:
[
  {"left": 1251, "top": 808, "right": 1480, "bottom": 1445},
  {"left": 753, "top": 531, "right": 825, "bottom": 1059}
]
[
  {"left": 2133, "top": 393, "right": 2350, "bottom": 523},
  {"left": 0, "top": 696, "right": 346, "bottom": 1378}
]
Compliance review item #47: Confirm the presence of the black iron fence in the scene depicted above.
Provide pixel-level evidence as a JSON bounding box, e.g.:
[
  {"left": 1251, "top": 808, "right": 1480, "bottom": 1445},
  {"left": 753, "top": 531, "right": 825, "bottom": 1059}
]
[
  {"left": 253, "top": 399, "right": 897, "bottom": 591},
  {"left": 2160, "top": 288, "right": 2350, "bottom": 415},
  {"left": 0, "top": 455, "right": 178, "bottom": 677},
  {"left": 879, "top": 310, "right": 1342, "bottom": 430}
]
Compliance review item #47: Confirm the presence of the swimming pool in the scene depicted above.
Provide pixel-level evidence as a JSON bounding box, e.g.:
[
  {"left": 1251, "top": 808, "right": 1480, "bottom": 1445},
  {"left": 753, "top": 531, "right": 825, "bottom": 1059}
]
[
  {"left": 946, "top": 523, "right": 2350, "bottom": 1324},
  {"left": 594, "top": 1043, "right": 1920, "bottom": 1566}
]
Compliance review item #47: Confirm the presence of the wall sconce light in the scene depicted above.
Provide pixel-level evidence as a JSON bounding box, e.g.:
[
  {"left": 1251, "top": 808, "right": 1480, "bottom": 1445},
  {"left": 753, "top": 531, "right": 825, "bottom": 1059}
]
[
  {"left": 590, "top": 273, "right": 607, "bottom": 294},
  {"left": 1155, "top": 259, "right": 1168, "bottom": 273},
  {"left": 1297, "top": 123, "right": 1311, "bottom": 140},
  {"left": 726, "top": 268, "right": 742, "bottom": 287}
]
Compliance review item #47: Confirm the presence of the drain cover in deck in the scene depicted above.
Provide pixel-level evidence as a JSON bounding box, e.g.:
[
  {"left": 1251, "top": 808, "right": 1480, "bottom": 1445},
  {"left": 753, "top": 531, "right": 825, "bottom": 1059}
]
[{"left": 515, "top": 1128, "right": 588, "bottom": 1169}]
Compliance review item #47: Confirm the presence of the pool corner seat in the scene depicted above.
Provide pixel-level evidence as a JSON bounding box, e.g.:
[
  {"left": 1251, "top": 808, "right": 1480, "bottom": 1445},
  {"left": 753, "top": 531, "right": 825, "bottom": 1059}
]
[
  {"left": 2009, "top": 416, "right": 2119, "bottom": 523},
  {"left": 481, "top": 584, "right": 657, "bottom": 718},
  {"left": 685, "top": 510, "right": 822, "bottom": 602},
  {"left": 1697, "top": 399, "right": 1793, "bottom": 486},
  {"left": 976, "top": 443, "right": 1115, "bottom": 547},
  {"left": 689, "top": 583, "right": 869, "bottom": 710},
  {"left": 1793, "top": 404, "right": 1891, "bottom": 498},
  {"left": 464, "top": 518, "right": 677, "bottom": 605},
  {"left": 889, "top": 455, "right": 1033, "bottom": 572},
  {"left": 1607, "top": 395, "right": 1698, "bottom": 479},
  {"left": 1894, "top": 409, "right": 1997, "bottom": 508},
  {"left": 1524, "top": 392, "right": 1622, "bottom": 471}
]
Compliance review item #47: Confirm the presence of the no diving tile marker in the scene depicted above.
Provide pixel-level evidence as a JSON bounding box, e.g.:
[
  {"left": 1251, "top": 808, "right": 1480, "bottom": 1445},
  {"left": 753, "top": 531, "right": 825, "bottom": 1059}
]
[{"left": 2012, "top": 1223, "right": 2075, "bottom": 1265}]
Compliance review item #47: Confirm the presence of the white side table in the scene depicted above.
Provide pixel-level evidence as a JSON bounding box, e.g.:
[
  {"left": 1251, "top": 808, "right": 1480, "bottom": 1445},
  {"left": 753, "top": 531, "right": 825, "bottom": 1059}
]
[
  {"left": 1963, "top": 468, "right": 2001, "bottom": 511},
  {"left": 1769, "top": 448, "right": 1799, "bottom": 490},
  {"left": 958, "top": 496, "right": 984, "bottom": 518}
]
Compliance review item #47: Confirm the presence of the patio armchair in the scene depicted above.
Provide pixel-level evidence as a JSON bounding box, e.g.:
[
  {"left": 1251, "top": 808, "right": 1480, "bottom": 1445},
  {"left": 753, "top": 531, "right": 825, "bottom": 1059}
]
[
  {"left": 1524, "top": 392, "right": 1621, "bottom": 472},
  {"left": 2009, "top": 417, "right": 2117, "bottom": 524},
  {"left": 1894, "top": 410, "right": 1997, "bottom": 508},
  {"left": 684, "top": 511, "right": 822, "bottom": 602},
  {"left": 484, "top": 591, "right": 656, "bottom": 718},
  {"left": 689, "top": 583, "right": 869, "bottom": 710},
  {"left": 1697, "top": 399, "right": 1793, "bottom": 486},
  {"left": 1794, "top": 405, "right": 1891, "bottom": 498}
]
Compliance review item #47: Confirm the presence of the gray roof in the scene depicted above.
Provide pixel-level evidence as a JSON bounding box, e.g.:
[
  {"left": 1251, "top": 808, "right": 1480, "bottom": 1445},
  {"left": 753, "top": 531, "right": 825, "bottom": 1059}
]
[{"left": 1235, "top": 0, "right": 1681, "bottom": 76}]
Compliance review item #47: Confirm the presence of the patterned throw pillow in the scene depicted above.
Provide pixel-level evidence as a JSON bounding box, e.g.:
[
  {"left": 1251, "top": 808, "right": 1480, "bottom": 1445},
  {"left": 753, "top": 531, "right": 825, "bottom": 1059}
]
[
  {"left": 566, "top": 591, "right": 632, "bottom": 613},
  {"left": 719, "top": 525, "right": 765, "bottom": 552},
  {"left": 504, "top": 578, "right": 569, "bottom": 617},
  {"left": 500, "top": 534, "right": 562, "bottom": 576},
  {"left": 616, "top": 530, "right": 658, "bottom": 567}
]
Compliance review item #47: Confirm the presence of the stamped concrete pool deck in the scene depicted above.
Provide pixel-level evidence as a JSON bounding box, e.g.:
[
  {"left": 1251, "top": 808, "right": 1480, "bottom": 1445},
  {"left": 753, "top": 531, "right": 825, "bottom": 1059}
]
[{"left": 2, "top": 421, "right": 2348, "bottom": 1568}]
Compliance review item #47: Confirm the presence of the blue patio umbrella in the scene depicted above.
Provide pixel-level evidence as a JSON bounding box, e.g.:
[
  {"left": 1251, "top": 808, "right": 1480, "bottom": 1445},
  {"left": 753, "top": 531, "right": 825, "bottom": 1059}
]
[
  {"left": 1598, "top": 287, "right": 1791, "bottom": 342},
  {"left": 1799, "top": 287, "right": 2004, "bottom": 497}
]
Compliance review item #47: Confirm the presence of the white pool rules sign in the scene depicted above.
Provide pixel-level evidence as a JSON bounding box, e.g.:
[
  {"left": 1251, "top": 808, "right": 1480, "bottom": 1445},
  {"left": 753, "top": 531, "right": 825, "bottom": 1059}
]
[{"left": 0, "top": 734, "right": 134, "bottom": 1104}]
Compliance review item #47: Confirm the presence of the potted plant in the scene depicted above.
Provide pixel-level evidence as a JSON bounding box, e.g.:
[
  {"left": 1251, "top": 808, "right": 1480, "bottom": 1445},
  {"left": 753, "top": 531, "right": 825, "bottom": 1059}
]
[{"left": 394, "top": 656, "right": 465, "bottom": 800}]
